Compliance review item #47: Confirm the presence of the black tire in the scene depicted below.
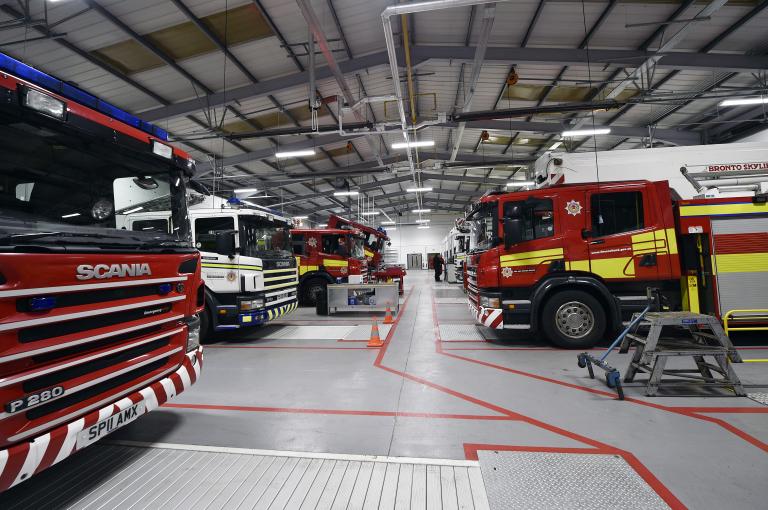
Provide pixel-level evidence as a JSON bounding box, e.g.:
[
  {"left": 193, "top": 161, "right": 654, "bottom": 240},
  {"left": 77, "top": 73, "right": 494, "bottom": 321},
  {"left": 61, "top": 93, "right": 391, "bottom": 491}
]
[
  {"left": 199, "top": 305, "right": 212, "bottom": 344},
  {"left": 301, "top": 278, "right": 327, "bottom": 306},
  {"left": 540, "top": 289, "right": 606, "bottom": 348}
]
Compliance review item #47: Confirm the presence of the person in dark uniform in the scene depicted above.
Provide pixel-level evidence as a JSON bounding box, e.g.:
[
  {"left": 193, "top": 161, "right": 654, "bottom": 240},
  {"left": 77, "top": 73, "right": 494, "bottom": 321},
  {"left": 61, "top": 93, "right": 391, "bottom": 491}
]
[
  {"left": 433, "top": 254, "right": 444, "bottom": 282},
  {"left": 334, "top": 236, "right": 349, "bottom": 257}
]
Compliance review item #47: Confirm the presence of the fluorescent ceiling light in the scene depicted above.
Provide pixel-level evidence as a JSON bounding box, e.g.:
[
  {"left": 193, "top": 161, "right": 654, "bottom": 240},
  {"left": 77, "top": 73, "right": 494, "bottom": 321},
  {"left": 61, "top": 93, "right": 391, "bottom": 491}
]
[
  {"left": 234, "top": 188, "right": 259, "bottom": 193},
  {"left": 275, "top": 149, "right": 316, "bottom": 158},
  {"left": 317, "top": 224, "right": 327, "bottom": 228},
  {"left": 406, "top": 187, "right": 432, "bottom": 193},
  {"left": 549, "top": 141, "right": 563, "bottom": 150},
  {"left": 506, "top": 181, "right": 535, "bottom": 187},
  {"left": 519, "top": 138, "right": 529, "bottom": 144},
  {"left": 417, "top": 225, "right": 430, "bottom": 229},
  {"left": 415, "top": 219, "right": 430, "bottom": 223},
  {"left": 380, "top": 221, "right": 396, "bottom": 225},
  {"left": 719, "top": 97, "right": 767, "bottom": 107},
  {"left": 561, "top": 128, "right": 611, "bottom": 137},
  {"left": 61, "top": 212, "right": 80, "bottom": 218},
  {"left": 123, "top": 206, "right": 144, "bottom": 214},
  {"left": 334, "top": 191, "right": 359, "bottom": 197},
  {"left": 293, "top": 216, "right": 308, "bottom": 220},
  {"left": 360, "top": 211, "right": 380, "bottom": 216},
  {"left": 391, "top": 140, "right": 435, "bottom": 149},
  {"left": 412, "top": 209, "right": 431, "bottom": 213},
  {"left": 387, "top": 227, "right": 397, "bottom": 231}
]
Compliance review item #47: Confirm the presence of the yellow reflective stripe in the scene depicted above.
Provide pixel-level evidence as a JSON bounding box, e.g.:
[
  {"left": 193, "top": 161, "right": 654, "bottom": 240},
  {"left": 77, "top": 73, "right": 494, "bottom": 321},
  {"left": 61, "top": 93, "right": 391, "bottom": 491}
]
[
  {"left": 264, "top": 281, "right": 299, "bottom": 290},
  {"left": 264, "top": 274, "right": 298, "bottom": 282},
  {"left": 680, "top": 203, "right": 768, "bottom": 217},
  {"left": 666, "top": 228, "right": 678, "bottom": 255},
  {"left": 631, "top": 229, "right": 669, "bottom": 255},
  {"left": 501, "top": 256, "right": 561, "bottom": 268},
  {"left": 299, "top": 265, "right": 319, "bottom": 275},
  {"left": 264, "top": 268, "right": 296, "bottom": 274},
  {"left": 364, "top": 249, "right": 374, "bottom": 257},
  {"left": 500, "top": 248, "right": 563, "bottom": 262},
  {"left": 201, "top": 263, "right": 263, "bottom": 270},
  {"left": 714, "top": 253, "right": 768, "bottom": 273},
  {"left": 590, "top": 257, "right": 635, "bottom": 279},
  {"left": 566, "top": 260, "right": 590, "bottom": 271},
  {"left": 323, "top": 259, "right": 349, "bottom": 267}
]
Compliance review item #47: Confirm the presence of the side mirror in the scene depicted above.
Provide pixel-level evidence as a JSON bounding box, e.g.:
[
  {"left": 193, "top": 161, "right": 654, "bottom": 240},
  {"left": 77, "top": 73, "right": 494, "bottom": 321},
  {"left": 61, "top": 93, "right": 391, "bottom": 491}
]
[
  {"left": 504, "top": 218, "right": 523, "bottom": 249},
  {"left": 215, "top": 230, "right": 237, "bottom": 257}
]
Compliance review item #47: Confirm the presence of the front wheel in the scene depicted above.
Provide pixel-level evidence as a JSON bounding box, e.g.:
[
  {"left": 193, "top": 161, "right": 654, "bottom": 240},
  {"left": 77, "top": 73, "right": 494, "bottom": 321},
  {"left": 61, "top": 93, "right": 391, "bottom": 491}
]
[
  {"left": 301, "top": 278, "right": 327, "bottom": 306},
  {"left": 199, "top": 305, "right": 212, "bottom": 344},
  {"left": 541, "top": 290, "right": 606, "bottom": 348}
]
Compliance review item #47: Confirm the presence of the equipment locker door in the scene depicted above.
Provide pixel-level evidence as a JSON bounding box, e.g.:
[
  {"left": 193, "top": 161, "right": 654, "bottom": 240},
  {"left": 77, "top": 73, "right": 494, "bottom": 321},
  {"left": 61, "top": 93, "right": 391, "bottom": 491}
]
[
  {"left": 711, "top": 214, "right": 768, "bottom": 315},
  {"left": 586, "top": 186, "right": 660, "bottom": 282}
]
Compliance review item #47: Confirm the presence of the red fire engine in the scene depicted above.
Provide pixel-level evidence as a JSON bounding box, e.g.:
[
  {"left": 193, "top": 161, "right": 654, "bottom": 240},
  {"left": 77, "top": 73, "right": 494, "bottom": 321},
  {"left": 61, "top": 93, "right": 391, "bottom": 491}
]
[
  {"left": 326, "top": 215, "right": 406, "bottom": 294},
  {"left": 291, "top": 228, "right": 368, "bottom": 305},
  {"left": 0, "top": 53, "right": 204, "bottom": 490},
  {"left": 465, "top": 179, "right": 768, "bottom": 348}
]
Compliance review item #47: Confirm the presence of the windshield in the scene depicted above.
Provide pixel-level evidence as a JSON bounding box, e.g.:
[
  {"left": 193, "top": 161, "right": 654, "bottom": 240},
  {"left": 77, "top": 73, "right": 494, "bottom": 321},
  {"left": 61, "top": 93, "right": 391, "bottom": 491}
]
[
  {"left": 239, "top": 215, "right": 292, "bottom": 258},
  {"left": 0, "top": 118, "right": 190, "bottom": 249},
  {"left": 364, "top": 232, "right": 383, "bottom": 253},
  {"left": 468, "top": 202, "right": 497, "bottom": 252}
]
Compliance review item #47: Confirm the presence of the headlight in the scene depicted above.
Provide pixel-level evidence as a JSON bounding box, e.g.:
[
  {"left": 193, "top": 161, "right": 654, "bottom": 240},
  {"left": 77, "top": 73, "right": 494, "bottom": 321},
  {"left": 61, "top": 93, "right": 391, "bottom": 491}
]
[
  {"left": 480, "top": 296, "right": 501, "bottom": 309},
  {"left": 186, "top": 315, "right": 201, "bottom": 352},
  {"left": 239, "top": 299, "right": 264, "bottom": 311}
]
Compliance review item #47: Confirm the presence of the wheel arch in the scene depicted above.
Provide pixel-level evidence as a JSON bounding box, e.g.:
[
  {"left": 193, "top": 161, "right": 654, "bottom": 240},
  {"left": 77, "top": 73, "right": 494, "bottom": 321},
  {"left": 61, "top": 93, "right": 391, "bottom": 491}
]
[{"left": 530, "top": 274, "right": 621, "bottom": 332}]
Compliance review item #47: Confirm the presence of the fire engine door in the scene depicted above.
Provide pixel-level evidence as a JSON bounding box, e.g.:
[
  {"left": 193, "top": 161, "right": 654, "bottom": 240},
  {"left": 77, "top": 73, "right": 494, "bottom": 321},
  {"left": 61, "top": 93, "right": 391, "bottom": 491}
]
[
  {"left": 586, "top": 187, "right": 660, "bottom": 282},
  {"left": 194, "top": 216, "right": 241, "bottom": 294}
]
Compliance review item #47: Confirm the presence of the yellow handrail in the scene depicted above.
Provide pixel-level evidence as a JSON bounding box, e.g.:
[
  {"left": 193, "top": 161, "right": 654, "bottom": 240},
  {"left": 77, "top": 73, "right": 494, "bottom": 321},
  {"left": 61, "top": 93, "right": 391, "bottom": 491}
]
[{"left": 723, "top": 309, "right": 768, "bottom": 336}]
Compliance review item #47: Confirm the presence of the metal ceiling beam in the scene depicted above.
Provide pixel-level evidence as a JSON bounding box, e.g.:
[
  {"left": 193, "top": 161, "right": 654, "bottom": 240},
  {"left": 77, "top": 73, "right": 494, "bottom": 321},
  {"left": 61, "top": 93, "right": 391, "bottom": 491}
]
[
  {"left": 138, "top": 45, "right": 767, "bottom": 123},
  {"left": 449, "top": 4, "right": 496, "bottom": 161},
  {"left": 295, "top": 0, "right": 384, "bottom": 166}
]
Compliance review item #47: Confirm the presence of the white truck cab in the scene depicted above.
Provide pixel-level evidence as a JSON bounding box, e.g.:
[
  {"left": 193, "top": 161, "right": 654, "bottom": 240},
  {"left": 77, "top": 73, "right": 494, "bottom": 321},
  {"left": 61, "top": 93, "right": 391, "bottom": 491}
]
[{"left": 123, "top": 194, "right": 299, "bottom": 339}]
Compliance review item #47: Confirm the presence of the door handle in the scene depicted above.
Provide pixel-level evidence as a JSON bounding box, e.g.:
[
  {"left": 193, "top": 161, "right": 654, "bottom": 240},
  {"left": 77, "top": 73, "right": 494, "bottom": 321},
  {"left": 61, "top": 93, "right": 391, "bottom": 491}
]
[{"left": 589, "top": 239, "right": 605, "bottom": 245}]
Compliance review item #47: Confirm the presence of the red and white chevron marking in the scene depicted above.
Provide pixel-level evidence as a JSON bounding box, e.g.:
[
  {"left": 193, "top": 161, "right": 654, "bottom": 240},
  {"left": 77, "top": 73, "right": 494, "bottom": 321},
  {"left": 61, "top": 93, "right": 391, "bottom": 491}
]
[
  {"left": 0, "top": 347, "right": 203, "bottom": 492},
  {"left": 467, "top": 301, "right": 504, "bottom": 329}
]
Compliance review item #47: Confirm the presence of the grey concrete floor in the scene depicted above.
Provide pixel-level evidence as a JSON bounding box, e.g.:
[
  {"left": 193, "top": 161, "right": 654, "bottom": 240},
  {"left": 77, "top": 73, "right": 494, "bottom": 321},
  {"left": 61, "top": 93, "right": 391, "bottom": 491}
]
[{"left": 19, "top": 271, "right": 768, "bottom": 508}]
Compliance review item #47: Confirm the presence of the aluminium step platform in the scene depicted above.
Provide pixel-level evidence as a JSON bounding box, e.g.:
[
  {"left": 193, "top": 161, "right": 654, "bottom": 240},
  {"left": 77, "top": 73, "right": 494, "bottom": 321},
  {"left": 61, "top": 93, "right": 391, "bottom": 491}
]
[{"left": 0, "top": 442, "right": 490, "bottom": 510}]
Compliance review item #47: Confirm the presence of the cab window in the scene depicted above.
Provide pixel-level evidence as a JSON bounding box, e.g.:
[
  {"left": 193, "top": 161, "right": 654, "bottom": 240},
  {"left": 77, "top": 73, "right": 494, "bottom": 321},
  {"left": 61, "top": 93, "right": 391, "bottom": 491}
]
[
  {"left": 591, "top": 191, "right": 644, "bottom": 236},
  {"left": 292, "top": 234, "right": 305, "bottom": 255},
  {"left": 504, "top": 198, "right": 554, "bottom": 241},
  {"left": 195, "top": 217, "right": 234, "bottom": 253}
]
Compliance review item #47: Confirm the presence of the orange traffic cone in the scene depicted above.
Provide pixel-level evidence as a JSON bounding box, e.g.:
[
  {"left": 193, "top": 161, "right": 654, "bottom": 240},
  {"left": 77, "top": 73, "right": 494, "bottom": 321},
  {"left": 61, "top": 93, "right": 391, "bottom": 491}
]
[
  {"left": 383, "top": 305, "right": 395, "bottom": 324},
  {"left": 367, "top": 318, "right": 384, "bottom": 347}
]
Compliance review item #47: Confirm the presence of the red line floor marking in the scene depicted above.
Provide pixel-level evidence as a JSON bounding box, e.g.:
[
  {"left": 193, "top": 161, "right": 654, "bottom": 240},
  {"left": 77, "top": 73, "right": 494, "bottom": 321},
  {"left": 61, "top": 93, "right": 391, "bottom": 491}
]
[
  {"left": 205, "top": 345, "right": 376, "bottom": 350},
  {"left": 431, "top": 294, "right": 768, "bottom": 453},
  {"left": 670, "top": 407, "right": 768, "bottom": 414},
  {"left": 162, "top": 403, "right": 515, "bottom": 421}
]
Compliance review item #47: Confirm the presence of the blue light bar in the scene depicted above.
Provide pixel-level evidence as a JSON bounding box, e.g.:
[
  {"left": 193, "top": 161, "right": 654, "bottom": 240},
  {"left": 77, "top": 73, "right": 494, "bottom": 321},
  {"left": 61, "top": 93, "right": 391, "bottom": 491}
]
[
  {"left": 0, "top": 52, "right": 169, "bottom": 141},
  {"left": 29, "top": 296, "right": 57, "bottom": 312}
]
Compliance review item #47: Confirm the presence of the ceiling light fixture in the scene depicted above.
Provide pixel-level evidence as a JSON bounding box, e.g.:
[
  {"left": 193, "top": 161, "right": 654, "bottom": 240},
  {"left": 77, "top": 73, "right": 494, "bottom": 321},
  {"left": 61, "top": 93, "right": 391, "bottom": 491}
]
[
  {"left": 412, "top": 209, "right": 431, "bottom": 213},
  {"left": 417, "top": 225, "right": 430, "bottom": 229},
  {"left": 61, "top": 212, "right": 80, "bottom": 218},
  {"left": 561, "top": 128, "right": 611, "bottom": 137},
  {"left": 360, "top": 211, "right": 380, "bottom": 216},
  {"left": 506, "top": 181, "right": 535, "bottom": 187},
  {"left": 334, "top": 191, "right": 359, "bottom": 197},
  {"left": 293, "top": 216, "right": 308, "bottom": 220},
  {"left": 719, "top": 96, "right": 767, "bottom": 107},
  {"left": 275, "top": 149, "right": 316, "bottom": 158},
  {"left": 380, "top": 221, "right": 396, "bottom": 225},
  {"left": 406, "top": 187, "right": 432, "bottom": 193},
  {"left": 234, "top": 188, "right": 259, "bottom": 193},
  {"left": 391, "top": 140, "right": 435, "bottom": 149},
  {"left": 415, "top": 219, "right": 430, "bottom": 223}
]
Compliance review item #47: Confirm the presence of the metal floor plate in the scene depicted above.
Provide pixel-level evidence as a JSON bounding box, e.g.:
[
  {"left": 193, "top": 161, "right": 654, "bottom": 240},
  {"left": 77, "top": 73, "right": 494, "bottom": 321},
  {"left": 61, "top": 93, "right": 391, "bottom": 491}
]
[
  {"left": 342, "top": 324, "right": 393, "bottom": 340},
  {"left": 434, "top": 288, "right": 464, "bottom": 298},
  {"left": 747, "top": 393, "right": 768, "bottom": 405},
  {"left": 477, "top": 450, "right": 669, "bottom": 510},
  {"left": 435, "top": 298, "right": 468, "bottom": 304},
  {"left": 262, "top": 325, "right": 356, "bottom": 340},
  {"left": 0, "top": 442, "right": 490, "bottom": 510},
  {"left": 439, "top": 324, "right": 487, "bottom": 341}
]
